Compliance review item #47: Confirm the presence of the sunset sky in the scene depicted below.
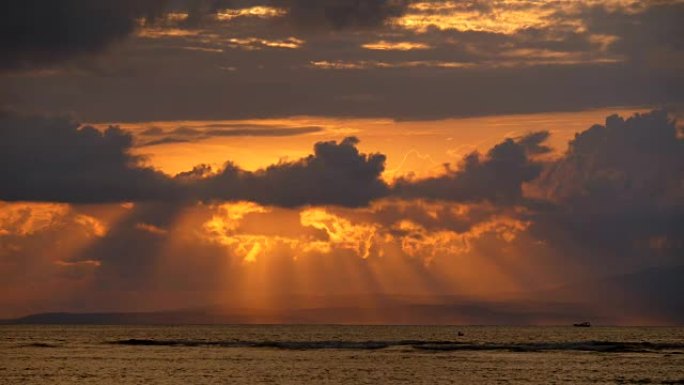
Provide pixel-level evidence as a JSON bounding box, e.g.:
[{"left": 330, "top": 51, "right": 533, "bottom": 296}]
[{"left": 1, "top": 0, "right": 682, "bottom": 324}]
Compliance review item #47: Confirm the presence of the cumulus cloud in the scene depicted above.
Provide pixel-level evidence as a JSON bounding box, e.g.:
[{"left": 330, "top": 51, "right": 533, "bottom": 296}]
[
  {"left": 0, "top": 111, "right": 174, "bottom": 202},
  {"left": 1, "top": 110, "right": 682, "bottom": 321},
  {"left": 0, "top": 111, "right": 387, "bottom": 207},
  {"left": 529, "top": 110, "right": 684, "bottom": 269},
  {"left": 393, "top": 132, "right": 550, "bottom": 204},
  {"left": 3, "top": 109, "right": 681, "bottom": 232},
  {"left": 198, "top": 137, "right": 389, "bottom": 207}
]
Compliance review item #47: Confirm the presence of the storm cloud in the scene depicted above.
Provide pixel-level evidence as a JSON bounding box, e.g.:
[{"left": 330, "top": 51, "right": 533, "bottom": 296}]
[{"left": 529, "top": 110, "right": 684, "bottom": 270}]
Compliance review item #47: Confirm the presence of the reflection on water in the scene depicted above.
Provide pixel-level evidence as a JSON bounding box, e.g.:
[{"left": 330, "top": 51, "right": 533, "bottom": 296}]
[{"left": 2, "top": 325, "right": 684, "bottom": 384}]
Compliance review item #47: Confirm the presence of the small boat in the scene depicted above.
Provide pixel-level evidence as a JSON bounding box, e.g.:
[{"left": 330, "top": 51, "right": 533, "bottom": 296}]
[
  {"left": 457, "top": 331, "right": 465, "bottom": 336},
  {"left": 573, "top": 321, "right": 591, "bottom": 327}
]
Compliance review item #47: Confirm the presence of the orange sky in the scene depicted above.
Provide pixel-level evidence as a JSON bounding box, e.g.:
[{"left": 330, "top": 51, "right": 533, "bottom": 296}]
[
  {"left": 102, "top": 107, "right": 648, "bottom": 180},
  {"left": 1, "top": 107, "right": 662, "bottom": 322},
  {"left": 1, "top": 0, "right": 682, "bottom": 324}
]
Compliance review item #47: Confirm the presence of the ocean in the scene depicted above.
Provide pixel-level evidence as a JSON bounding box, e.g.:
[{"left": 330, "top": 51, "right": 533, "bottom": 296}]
[{"left": 1, "top": 325, "right": 683, "bottom": 384}]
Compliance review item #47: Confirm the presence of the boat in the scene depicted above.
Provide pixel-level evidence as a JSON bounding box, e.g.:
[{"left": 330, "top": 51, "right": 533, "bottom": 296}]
[{"left": 573, "top": 321, "right": 591, "bottom": 327}]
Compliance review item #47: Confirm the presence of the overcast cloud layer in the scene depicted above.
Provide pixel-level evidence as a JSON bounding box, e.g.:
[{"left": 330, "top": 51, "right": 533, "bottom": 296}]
[{"left": 2, "top": 0, "right": 682, "bottom": 120}]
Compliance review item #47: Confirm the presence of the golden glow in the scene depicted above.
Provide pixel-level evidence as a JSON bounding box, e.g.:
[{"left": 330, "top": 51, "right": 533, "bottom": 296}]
[
  {"left": 202, "top": 202, "right": 273, "bottom": 263},
  {"left": 204, "top": 201, "right": 270, "bottom": 233},
  {"left": 396, "top": 0, "right": 658, "bottom": 34},
  {"left": 362, "top": 41, "right": 431, "bottom": 51},
  {"left": 0, "top": 202, "right": 137, "bottom": 316},
  {"left": 54, "top": 259, "right": 102, "bottom": 268},
  {"left": 310, "top": 56, "right": 617, "bottom": 70},
  {"left": 0, "top": 199, "right": 607, "bottom": 319},
  {"left": 300, "top": 208, "right": 378, "bottom": 259},
  {"left": 137, "top": 28, "right": 201, "bottom": 39},
  {"left": 103, "top": 107, "right": 649, "bottom": 183},
  {"left": 310, "top": 60, "right": 472, "bottom": 70},
  {"left": 0, "top": 203, "right": 70, "bottom": 236},
  {"left": 228, "top": 37, "right": 304, "bottom": 50},
  {"left": 394, "top": 215, "right": 529, "bottom": 263},
  {"left": 135, "top": 223, "right": 168, "bottom": 236},
  {"left": 74, "top": 215, "right": 108, "bottom": 237},
  {"left": 216, "top": 6, "right": 287, "bottom": 21},
  {"left": 166, "top": 12, "right": 190, "bottom": 22},
  {"left": 397, "top": 1, "right": 557, "bottom": 34}
]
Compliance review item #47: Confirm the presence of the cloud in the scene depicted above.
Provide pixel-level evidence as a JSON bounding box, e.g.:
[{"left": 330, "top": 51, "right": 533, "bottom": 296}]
[
  {"left": 393, "top": 132, "right": 550, "bottom": 204},
  {"left": 0, "top": 111, "right": 387, "bottom": 207},
  {"left": 0, "top": 0, "right": 171, "bottom": 70},
  {"left": 138, "top": 124, "right": 324, "bottom": 146},
  {"left": 581, "top": 1, "right": 684, "bottom": 67},
  {"left": 198, "top": 137, "right": 389, "bottom": 207},
  {"left": 270, "top": 0, "right": 412, "bottom": 29},
  {"left": 0, "top": 110, "right": 174, "bottom": 202},
  {"left": 0, "top": 0, "right": 413, "bottom": 71},
  {"left": 529, "top": 110, "right": 684, "bottom": 269},
  {"left": 1, "top": 110, "right": 682, "bottom": 321}
]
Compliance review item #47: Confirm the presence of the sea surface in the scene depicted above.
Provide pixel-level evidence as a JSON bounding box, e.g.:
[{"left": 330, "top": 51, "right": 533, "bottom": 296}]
[{"left": 1, "top": 325, "right": 683, "bottom": 384}]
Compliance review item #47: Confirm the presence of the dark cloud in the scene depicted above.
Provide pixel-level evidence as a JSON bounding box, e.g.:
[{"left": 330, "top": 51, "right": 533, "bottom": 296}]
[
  {"left": 0, "top": 0, "right": 412, "bottom": 71},
  {"left": 199, "top": 137, "right": 389, "bottom": 207},
  {"left": 1, "top": 110, "right": 683, "bottom": 321},
  {"left": 1, "top": 109, "right": 681, "bottom": 238},
  {"left": 394, "top": 132, "right": 550, "bottom": 204},
  {"left": 529, "top": 110, "right": 684, "bottom": 270},
  {"left": 0, "top": 111, "right": 387, "bottom": 207},
  {"left": 0, "top": 0, "right": 170, "bottom": 70},
  {"left": 2, "top": 1, "right": 682, "bottom": 120},
  {"left": 139, "top": 125, "right": 324, "bottom": 146},
  {"left": 582, "top": 1, "right": 684, "bottom": 68},
  {"left": 270, "top": 0, "right": 411, "bottom": 29}
]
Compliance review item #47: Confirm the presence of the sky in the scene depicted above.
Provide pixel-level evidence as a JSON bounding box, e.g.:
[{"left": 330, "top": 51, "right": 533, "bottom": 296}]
[{"left": 0, "top": 0, "right": 683, "bottom": 324}]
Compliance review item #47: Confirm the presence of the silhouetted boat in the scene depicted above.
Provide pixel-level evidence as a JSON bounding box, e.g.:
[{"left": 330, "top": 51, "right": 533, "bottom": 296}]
[{"left": 573, "top": 321, "right": 591, "bottom": 327}]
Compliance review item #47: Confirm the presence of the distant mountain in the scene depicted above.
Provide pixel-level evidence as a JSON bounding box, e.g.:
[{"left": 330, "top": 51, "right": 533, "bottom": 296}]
[
  {"left": 3, "top": 266, "right": 681, "bottom": 325},
  {"left": 3, "top": 310, "right": 255, "bottom": 325},
  {"left": 2, "top": 298, "right": 590, "bottom": 326}
]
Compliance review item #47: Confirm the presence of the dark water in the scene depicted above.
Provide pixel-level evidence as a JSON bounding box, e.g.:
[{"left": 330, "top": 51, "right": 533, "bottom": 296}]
[{"left": 1, "top": 325, "right": 683, "bottom": 384}]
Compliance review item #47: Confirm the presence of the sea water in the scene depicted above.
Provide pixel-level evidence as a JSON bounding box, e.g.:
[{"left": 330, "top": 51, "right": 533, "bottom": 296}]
[{"left": 1, "top": 325, "right": 683, "bottom": 384}]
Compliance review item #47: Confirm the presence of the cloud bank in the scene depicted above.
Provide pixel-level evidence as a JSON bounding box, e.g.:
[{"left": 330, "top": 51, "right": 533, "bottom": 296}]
[
  {"left": 0, "top": 110, "right": 388, "bottom": 207},
  {"left": 1, "top": 109, "right": 682, "bottom": 322}
]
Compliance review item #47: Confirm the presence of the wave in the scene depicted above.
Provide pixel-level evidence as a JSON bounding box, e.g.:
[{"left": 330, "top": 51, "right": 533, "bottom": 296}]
[{"left": 110, "top": 339, "right": 684, "bottom": 353}]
